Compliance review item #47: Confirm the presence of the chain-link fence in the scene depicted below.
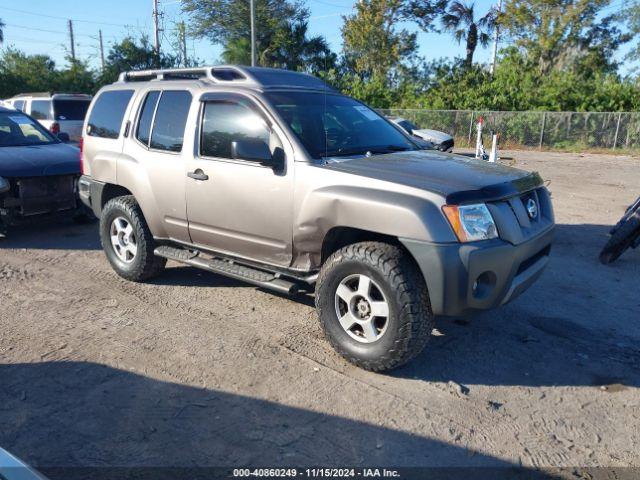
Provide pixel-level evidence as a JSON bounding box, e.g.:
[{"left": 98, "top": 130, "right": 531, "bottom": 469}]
[{"left": 378, "top": 109, "right": 640, "bottom": 152}]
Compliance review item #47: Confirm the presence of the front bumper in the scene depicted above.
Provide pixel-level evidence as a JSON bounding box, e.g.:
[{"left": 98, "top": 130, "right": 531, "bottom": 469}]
[
  {"left": 401, "top": 226, "right": 554, "bottom": 317},
  {"left": 78, "top": 175, "right": 105, "bottom": 217}
]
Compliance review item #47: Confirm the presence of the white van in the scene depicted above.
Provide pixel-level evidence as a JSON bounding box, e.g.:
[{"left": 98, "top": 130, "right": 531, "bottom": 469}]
[{"left": 6, "top": 93, "right": 92, "bottom": 142}]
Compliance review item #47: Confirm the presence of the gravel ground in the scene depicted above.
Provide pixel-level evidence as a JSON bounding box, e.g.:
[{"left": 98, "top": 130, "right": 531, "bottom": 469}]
[{"left": 0, "top": 150, "right": 639, "bottom": 472}]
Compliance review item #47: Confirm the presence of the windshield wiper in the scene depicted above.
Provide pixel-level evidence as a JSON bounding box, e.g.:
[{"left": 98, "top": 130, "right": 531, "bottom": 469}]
[
  {"left": 382, "top": 144, "right": 412, "bottom": 152},
  {"left": 323, "top": 144, "right": 412, "bottom": 158}
]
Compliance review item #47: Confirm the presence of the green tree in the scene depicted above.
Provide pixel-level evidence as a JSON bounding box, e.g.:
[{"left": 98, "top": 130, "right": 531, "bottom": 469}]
[
  {"left": 441, "top": 1, "right": 495, "bottom": 69},
  {"left": 401, "top": 0, "right": 449, "bottom": 32},
  {"left": 341, "top": 0, "right": 418, "bottom": 78},
  {"left": 0, "top": 48, "right": 59, "bottom": 97},
  {"left": 501, "top": 0, "right": 629, "bottom": 75},
  {"left": 56, "top": 58, "right": 96, "bottom": 93},
  {"left": 182, "top": 0, "right": 334, "bottom": 72},
  {"left": 0, "top": 18, "right": 4, "bottom": 44},
  {"left": 97, "top": 35, "right": 178, "bottom": 85},
  {"left": 620, "top": 1, "right": 640, "bottom": 69}
]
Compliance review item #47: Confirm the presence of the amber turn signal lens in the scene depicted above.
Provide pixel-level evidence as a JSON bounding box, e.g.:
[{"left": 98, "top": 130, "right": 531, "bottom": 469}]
[{"left": 442, "top": 205, "right": 468, "bottom": 242}]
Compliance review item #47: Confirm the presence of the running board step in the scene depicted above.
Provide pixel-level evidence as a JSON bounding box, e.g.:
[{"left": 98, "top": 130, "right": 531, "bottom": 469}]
[{"left": 154, "top": 245, "right": 298, "bottom": 294}]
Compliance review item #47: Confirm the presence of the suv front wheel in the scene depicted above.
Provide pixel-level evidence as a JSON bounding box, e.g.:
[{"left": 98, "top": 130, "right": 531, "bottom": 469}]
[
  {"left": 316, "top": 241, "right": 434, "bottom": 371},
  {"left": 100, "top": 195, "right": 166, "bottom": 282}
]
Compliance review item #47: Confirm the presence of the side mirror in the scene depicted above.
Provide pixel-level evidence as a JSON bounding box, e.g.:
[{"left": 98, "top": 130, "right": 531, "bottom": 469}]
[
  {"left": 57, "top": 132, "right": 70, "bottom": 143},
  {"left": 231, "top": 138, "right": 273, "bottom": 165}
]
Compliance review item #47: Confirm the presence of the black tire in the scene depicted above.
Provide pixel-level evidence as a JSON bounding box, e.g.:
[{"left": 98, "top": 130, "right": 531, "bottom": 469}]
[
  {"left": 600, "top": 212, "right": 640, "bottom": 265},
  {"left": 100, "top": 195, "right": 166, "bottom": 281},
  {"left": 315, "top": 241, "right": 434, "bottom": 372}
]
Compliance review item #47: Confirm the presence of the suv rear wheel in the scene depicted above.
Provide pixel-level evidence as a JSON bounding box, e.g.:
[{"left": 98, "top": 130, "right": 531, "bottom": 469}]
[
  {"left": 316, "top": 241, "right": 434, "bottom": 372},
  {"left": 100, "top": 196, "right": 166, "bottom": 282}
]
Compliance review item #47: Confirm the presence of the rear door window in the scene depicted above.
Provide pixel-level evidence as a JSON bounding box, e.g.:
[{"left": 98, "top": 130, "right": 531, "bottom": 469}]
[
  {"left": 135, "top": 91, "right": 161, "bottom": 147},
  {"left": 87, "top": 90, "right": 134, "bottom": 139},
  {"left": 149, "top": 90, "right": 192, "bottom": 152},
  {"left": 30, "top": 100, "right": 52, "bottom": 120},
  {"left": 53, "top": 99, "right": 91, "bottom": 121}
]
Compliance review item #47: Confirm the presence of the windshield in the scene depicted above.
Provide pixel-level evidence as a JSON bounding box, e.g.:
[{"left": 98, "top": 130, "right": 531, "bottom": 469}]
[
  {"left": 398, "top": 119, "right": 418, "bottom": 132},
  {"left": 53, "top": 99, "right": 91, "bottom": 121},
  {"left": 0, "top": 111, "right": 57, "bottom": 147},
  {"left": 265, "top": 91, "right": 416, "bottom": 159}
]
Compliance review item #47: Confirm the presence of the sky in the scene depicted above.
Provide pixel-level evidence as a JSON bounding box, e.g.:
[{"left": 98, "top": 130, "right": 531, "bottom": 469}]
[{"left": 0, "top": 0, "right": 633, "bottom": 73}]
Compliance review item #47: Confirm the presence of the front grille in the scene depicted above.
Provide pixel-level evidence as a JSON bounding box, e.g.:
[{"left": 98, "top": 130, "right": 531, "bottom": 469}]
[
  {"left": 486, "top": 186, "right": 553, "bottom": 245},
  {"left": 17, "top": 175, "right": 77, "bottom": 216}
]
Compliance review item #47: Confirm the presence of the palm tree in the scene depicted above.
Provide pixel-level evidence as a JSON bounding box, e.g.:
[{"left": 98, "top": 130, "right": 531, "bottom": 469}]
[{"left": 441, "top": 1, "right": 495, "bottom": 69}]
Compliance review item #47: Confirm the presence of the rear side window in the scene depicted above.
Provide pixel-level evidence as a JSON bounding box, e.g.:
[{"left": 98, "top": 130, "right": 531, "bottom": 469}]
[
  {"left": 201, "top": 100, "right": 270, "bottom": 159},
  {"left": 136, "top": 91, "right": 160, "bottom": 146},
  {"left": 53, "top": 99, "right": 91, "bottom": 121},
  {"left": 87, "top": 90, "right": 134, "bottom": 139},
  {"left": 149, "top": 91, "right": 192, "bottom": 152},
  {"left": 30, "top": 100, "right": 52, "bottom": 120}
]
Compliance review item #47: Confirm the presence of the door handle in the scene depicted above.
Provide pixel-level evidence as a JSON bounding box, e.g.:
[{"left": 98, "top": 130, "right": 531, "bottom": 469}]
[{"left": 187, "top": 169, "right": 209, "bottom": 181}]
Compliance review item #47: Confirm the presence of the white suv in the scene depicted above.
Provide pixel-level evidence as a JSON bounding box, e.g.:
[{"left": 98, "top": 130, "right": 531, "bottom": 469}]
[{"left": 6, "top": 93, "right": 92, "bottom": 142}]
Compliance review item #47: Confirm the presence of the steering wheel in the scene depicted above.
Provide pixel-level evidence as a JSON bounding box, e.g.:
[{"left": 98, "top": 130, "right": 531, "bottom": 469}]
[{"left": 325, "top": 127, "right": 356, "bottom": 151}]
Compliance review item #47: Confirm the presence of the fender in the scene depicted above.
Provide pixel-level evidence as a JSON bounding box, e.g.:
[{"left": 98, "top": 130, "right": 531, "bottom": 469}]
[{"left": 291, "top": 184, "right": 457, "bottom": 270}]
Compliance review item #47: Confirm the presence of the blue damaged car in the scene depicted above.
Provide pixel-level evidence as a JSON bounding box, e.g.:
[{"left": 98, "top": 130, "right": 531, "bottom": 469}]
[{"left": 0, "top": 106, "right": 91, "bottom": 236}]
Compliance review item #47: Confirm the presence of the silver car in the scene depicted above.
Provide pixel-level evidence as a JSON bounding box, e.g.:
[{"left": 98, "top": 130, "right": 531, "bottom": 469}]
[
  {"left": 79, "top": 66, "right": 554, "bottom": 371},
  {"left": 389, "top": 117, "right": 455, "bottom": 152},
  {"left": 5, "top": 93, "right": 92, "bottom": 142}
]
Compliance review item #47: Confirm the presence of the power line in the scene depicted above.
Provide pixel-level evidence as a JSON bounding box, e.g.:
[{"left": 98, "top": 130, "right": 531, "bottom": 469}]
[
  {"left": 3, "top": 23, "right": 120, "bottom": 40},
  {"left": 0, "top": 5, "right": 133, "bottom": 27},
  {"left": 1, "top": 36, "right": 67, "bottom": 46}
]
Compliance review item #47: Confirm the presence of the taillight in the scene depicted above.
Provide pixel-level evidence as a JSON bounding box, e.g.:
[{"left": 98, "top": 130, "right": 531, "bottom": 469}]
[
  {"left": 79, "top": 137, "right": 85, "bottom": 175},
  {"left": 50, "top": 122, "right": 60, "bottom": 135}
]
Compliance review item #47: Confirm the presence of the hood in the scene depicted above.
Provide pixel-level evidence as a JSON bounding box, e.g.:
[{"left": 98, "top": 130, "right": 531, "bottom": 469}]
[
  {"left": 0, "top": 143, "right": 80, "bottom": 178},
  {"left": 413, "top": 129, "right": 453, "bottom": 143},
  {"left": 322, "top": 150, "right": 543, "bottom": 204}
]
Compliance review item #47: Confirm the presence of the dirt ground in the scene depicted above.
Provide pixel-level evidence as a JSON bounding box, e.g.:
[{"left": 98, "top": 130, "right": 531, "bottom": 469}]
[{"left": 1, "top": 150, "right": 639, "bottom": 472}]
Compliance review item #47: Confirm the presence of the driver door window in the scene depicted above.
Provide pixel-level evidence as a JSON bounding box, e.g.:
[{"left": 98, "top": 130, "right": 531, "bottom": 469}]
[{"left": 200, "top": 100, "right": 277, "bottom": 160}]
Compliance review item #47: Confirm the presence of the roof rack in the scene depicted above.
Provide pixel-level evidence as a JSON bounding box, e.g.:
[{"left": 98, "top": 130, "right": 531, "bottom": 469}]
[
  {"left": 11, "top": 92, "right": 92, "bottom": 99},
  {"left": 12, "top": 92, "right": 52, "bottom": 98},
  {"left": 118, "top": 65, "right": 334, "bottom": 91}
]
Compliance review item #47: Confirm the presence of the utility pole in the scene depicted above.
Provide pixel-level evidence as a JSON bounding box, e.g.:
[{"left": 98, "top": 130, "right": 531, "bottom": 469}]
[
  {"left": 489, "top": 0, "right": 502, "bottom": 76},
  {"left": 250, "top": 0, "right": 256, "bottom": 66},
  {"left": 68, "top": 19, "right": 76, "bottom": 62},
  {"left": 178, "top": 21, "right": 188, "bottom": 67},
  {"left": 98, "top": 29, "right": 105, "bottom": 71},
  {"left": 153, "top": 0, "right": 161, "bottom": 61}
]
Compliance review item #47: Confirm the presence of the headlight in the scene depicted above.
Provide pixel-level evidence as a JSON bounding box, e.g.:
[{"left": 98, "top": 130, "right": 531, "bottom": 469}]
[
  {"left": 0, "top": 176, "right": 9, "bottom": 194},
  {"left": 442, "top": 203, "right": 498, "bottom": 242}
]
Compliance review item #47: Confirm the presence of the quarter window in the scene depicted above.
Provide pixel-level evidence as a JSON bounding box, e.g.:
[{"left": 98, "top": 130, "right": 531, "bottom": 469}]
[
  {"left": 136, "top": 91, "right": 160, "bottom": 146},
  {"left": 149, "top": 91, "right": 192, "bottom": 152},
  {"left": 87, "top": 90, "right": 134, "bottom": 139},
  {"left": 30, "top": 100, "right": 52, "bottom": 120},
  {"left": 201, "top": 100, "right": 271, "bottom": 159}
]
